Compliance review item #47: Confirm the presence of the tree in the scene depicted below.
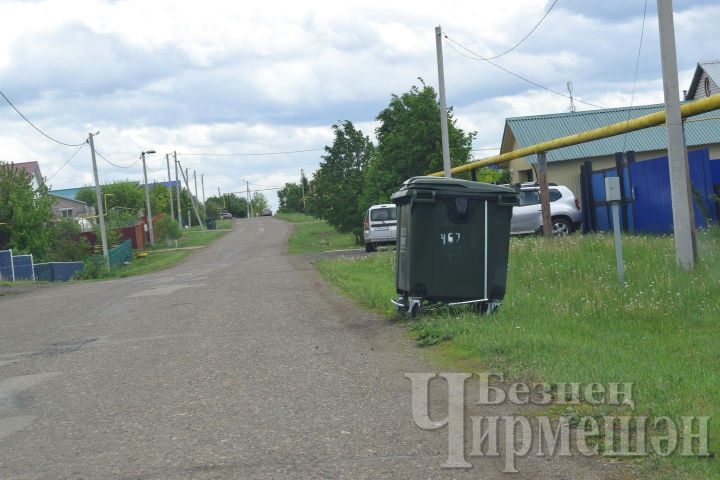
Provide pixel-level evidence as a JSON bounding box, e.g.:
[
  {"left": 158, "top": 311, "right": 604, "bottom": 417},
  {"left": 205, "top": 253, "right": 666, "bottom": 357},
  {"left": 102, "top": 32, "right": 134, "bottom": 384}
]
[
  {"left": 312, "top": 121, "right": 374, "bottom": 241},
  {"left": 277, "top": 182, "right": 305, "bottom": 213},
  {"left": 75, "top": 186, "right": 97, "bottom": 207},
  {"left": 214, "top": 193, "right": 247, "bottom": 218},
  {"left": 0, "top": 162, "right": 55, "bottom": 260},
  {"left": 155, "top": 215, "right": 182, "bottom": 245},
  {"left": 362, "top": 81, "right": 475, "bottom": 207},
  {"left": 250, "top": 192, "right": 269, "bottom": 215},
  {"left": 50, "top": 218, "right": 90, "bottom": 261}
]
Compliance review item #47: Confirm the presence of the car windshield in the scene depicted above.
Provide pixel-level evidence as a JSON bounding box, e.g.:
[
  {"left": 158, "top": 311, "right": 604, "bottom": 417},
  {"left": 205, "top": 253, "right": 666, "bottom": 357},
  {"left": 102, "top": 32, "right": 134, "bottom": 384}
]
[{"left": 370, "top": 207, "right": 396, "bottom": 221}]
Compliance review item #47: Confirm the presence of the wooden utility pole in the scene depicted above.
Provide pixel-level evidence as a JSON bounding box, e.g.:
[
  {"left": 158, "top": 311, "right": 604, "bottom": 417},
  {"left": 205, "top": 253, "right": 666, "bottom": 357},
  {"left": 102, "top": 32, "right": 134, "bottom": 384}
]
[{"left": 537, "top": 152, "right": 552, "bottom": 237}]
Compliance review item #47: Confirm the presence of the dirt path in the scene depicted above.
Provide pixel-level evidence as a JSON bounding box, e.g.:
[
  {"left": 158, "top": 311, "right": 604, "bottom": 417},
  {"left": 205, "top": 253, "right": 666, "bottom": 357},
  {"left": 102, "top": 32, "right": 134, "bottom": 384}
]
[{"left": 0, "top": 217, "right": 625, "bottom": 478}]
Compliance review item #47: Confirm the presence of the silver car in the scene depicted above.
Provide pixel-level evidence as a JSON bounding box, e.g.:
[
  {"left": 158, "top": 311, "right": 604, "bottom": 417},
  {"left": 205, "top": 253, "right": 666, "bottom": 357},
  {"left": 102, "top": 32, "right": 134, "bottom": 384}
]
[
  {"left": 363, "top": 204, "right": 397, "bottom": 252},
  {"left": 510, "top": 183, "right": 582, "bottom": 235}
]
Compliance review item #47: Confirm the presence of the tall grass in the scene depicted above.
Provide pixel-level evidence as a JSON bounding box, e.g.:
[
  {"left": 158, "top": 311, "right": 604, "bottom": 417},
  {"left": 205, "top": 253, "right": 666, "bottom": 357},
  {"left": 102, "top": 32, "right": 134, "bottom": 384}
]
[{"left": 316, "top": 229, "right": 720, "bottom": 478}]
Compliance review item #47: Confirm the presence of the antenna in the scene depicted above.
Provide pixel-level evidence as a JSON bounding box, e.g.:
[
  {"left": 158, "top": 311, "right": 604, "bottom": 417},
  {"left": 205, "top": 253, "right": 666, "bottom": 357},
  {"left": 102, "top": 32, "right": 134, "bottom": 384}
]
[{"left": 567, "top": 81, "right": 577, "bottom": 112}]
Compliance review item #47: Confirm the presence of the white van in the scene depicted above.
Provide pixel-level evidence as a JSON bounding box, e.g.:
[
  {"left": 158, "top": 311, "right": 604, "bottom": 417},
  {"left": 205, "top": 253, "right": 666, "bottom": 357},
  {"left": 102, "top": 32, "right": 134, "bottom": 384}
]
[{"left": 363, "top": 204, "right": 397, "bottom": 252}]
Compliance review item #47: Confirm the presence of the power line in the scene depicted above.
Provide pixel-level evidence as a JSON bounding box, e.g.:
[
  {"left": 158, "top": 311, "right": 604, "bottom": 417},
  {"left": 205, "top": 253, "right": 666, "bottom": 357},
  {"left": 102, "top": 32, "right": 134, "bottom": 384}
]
[
  {"left": 622, "top": 0, "right": 649, "bottom": 153},
  {"left": 443, "top": 34, "right": 604, "bottom": 109},
  {"left": 46, "top": 143, "right": 86, "bottom": 181},
  {"left": 0, "top": 89, "right": 85, "bottom": 147},
  {"left": 95, "top": 149, "right": 142, "bottom": 169},
  {"left": 484, "top": 0, "right": 559, "bottom": 60},
  {"left": 177, "top": 148, "right": 324, "bottom": 156}
]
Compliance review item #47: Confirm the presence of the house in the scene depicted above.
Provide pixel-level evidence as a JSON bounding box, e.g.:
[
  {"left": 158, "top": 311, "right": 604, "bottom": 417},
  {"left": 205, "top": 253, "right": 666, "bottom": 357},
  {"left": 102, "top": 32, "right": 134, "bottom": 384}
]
[
  {"left": 9, "top": 161, "right": 43, "bottom": 189},
  {"left": 684, "top": 60, "right": 720, "bottom": 100},
  {"left": 498, "top": 62, "right": 720, "bottom": 197}
]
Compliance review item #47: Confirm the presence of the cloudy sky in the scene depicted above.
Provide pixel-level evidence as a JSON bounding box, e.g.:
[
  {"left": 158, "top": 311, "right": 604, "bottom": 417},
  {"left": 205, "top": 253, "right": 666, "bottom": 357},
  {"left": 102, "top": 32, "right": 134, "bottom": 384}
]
[{"left": 1, "top": 0, "right": 718, "bottom": 209}]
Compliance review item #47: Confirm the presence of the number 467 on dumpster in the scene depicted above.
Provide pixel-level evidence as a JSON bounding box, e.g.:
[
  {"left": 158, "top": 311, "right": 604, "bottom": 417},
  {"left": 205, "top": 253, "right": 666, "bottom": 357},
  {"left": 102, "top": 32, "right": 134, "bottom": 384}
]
[{"left": 440, "top": 232, "right": 461, "bottom": 246}]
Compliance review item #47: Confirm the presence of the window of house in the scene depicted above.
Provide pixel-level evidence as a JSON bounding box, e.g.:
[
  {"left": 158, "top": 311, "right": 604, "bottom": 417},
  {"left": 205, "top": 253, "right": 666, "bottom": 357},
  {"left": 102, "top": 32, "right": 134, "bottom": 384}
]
[
  {"left": 519, "top": 169, "right": 533, "bottom": 182},
  {"left": 60, "top": 208, "right": 74, "bottom": 218}
]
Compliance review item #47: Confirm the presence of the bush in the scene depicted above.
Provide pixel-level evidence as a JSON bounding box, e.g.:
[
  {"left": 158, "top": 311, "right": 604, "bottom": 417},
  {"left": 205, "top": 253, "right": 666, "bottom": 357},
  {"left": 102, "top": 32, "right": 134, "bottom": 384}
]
[
  {"left": 155, "top": 215, "right": 182, "bottom": 245},
  {"left": 74, "top": 255, "right": 108, "bottom": 280},
  {"left": 50, "top": 218, "right": 90, "bottom": 261}
]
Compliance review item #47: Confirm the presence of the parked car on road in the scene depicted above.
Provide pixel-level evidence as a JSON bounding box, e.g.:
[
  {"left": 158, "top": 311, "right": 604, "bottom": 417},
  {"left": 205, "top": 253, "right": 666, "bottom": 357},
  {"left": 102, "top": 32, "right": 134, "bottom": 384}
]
[
  {"left": 363, "top": 204, "right": 397, "bottom": 252},
  {"left": 510, "top": 183, "right": 582, "bottom": 235},
  {"left": 261, "top": 208, "right": 272, "bottom": 216},
  {"left": 219, "top": 212, "right": 233, "bottom": 219}
]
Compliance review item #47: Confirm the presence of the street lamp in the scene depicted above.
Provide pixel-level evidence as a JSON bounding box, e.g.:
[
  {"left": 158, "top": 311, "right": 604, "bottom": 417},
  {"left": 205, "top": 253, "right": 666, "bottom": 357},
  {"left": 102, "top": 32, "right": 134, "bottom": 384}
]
[{"left": 141, "top": 150, "right": 157, "bottom": 245}]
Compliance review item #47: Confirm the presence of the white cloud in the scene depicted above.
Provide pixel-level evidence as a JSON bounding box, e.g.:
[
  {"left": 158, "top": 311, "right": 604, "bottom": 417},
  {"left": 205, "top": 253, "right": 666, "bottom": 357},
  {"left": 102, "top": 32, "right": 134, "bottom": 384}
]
[{"left": 0, "top": 0, "right": 718, "bottom": 212}]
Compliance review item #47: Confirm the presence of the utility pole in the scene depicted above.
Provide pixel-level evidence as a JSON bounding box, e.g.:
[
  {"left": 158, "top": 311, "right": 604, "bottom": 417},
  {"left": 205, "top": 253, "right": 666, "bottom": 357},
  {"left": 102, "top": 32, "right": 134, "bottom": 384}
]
[
  {"left": 246, "top": 181, "right": 251, "bottom": 218},
  {"left": 657, "top": 0, "right": 697, "bottom": 270},
  {"left": 166, "top": 154, "right": 175, "bottom": 222},
  {"left": 435, "top": 25, "right": 452, "bottom": 178},
  {"left": 537, "top": 152, "right": 552, "bottom": 237},
  {"left": 200, "top": 173, "right": 206, "bottom": 217},
  {"left": 88, "top": 132, "right": 109, "bottom": 269},
  {"left": 141, "top": 150, "right": 157, "bottom": 245},
  {"left": 178, "top": 163, "right": 204, "bottom": 228},
  {"left": 300, "top": 169, "right": 306, "bottom": 208},
  {"left": 193, "top": 170, "right": 199, "bottom": 214},
  {"left": 174, "top": 152, "right": 182, "bottom": 226}
]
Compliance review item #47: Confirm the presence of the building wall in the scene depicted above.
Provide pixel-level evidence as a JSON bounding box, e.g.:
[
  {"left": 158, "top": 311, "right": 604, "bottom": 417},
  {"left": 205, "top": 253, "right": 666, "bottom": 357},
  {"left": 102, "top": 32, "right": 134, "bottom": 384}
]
[
  {"left": 691, "top": 70, "right": 720, "bottom": 100},
  {"left": 51, "top": 196, "right": 95, "bottom": 219},
  {"left": 500, "top": 142, "right": 720, "bottom": 201}
]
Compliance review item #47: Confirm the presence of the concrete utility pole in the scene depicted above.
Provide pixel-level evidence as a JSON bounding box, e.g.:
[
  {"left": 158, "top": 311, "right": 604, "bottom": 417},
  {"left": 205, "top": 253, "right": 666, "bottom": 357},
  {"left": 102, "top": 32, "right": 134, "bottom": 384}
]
[
  {"left": 201, "top": 174, "right": 206, "bottom": 217},
  {"left": 193, "top": 170, "right": 199, "bottom": 212},
  {"left": 141, "top": 150, "right": 156, "bottom": 245},
  {"left": 88, "top": 132, "right": 109, "bottom": 269},
  {"left": 166, "top": 154, "right": 175, "bottom": 222},
  {"left": 246, "top": 181, "right": 251, "bottom": 218},
  {"left": 174, "top": 152, "right": 182, "bottom": 226},
  {"left": 657, "top": 0, "right": 697, "bottom": 270},
  {"left": 178, "top": 163, "right": 204, "bottom": 228},
  {"left": 300, "top": 169, "right": 306, "bottom": 208},
  {"left": 435, "top": 25, "right": 452, "bottom": 178},
  {"left": 537, "top": 152, "right": 552, "bottom": 237}
]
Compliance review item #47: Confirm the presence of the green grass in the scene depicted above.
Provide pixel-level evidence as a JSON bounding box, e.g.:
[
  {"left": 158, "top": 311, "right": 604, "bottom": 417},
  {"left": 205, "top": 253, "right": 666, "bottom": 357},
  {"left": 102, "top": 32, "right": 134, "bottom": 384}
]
[
  {"left": 274, "top": 212, "right": 320, "bottom": 223},
  {"left": 104, "top": 250, "right": 192, "bottom": 278},
  {"left": 316, "top": 229, "right": 720, "bottom": 479},
  {"left": 276, "top": 214, "right": 359, "bottom": 254}
]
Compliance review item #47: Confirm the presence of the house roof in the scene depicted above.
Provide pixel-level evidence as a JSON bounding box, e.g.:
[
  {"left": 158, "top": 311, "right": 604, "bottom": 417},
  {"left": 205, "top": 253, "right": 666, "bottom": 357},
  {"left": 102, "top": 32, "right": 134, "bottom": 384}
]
[
  {"left": 9, "top": 161, "right": 43, "bottom": 182},
  {"left": 48, "top": 194, "right": 90, "bottom": 207},
  {"left": 500, "top": 102, "right": 720, "bottom": 164},
  {"left": 685, "top": 60, "right": 720, "bottom": 100},
  {"left": 49, "top": 187, "right": 82, "bottom": 200}
]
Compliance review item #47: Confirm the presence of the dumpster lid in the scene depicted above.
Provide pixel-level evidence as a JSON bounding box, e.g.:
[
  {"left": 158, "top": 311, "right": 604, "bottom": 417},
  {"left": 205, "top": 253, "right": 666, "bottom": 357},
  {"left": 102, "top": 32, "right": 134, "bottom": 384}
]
[{"left": 391, "top": 176, "right": 516, "bottom": 198}]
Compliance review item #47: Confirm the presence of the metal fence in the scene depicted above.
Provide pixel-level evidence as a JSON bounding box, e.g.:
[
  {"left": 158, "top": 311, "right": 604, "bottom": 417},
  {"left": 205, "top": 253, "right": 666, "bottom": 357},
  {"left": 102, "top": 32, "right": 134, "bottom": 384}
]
[
  {"left": 108, "top": 240, "right": 133, "bottom": 268},
  {"left": 1, "top": 239, "right": 134, "bottom": 283},
  {"left": 0, "top": 249, "right": 14, "bottom": 281}
]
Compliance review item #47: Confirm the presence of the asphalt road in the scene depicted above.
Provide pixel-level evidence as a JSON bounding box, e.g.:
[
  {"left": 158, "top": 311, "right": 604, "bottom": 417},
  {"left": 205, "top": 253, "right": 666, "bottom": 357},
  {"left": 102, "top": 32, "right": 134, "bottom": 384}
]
[{"left": 0, "top": 218, "right": 624, "bottom": 479}]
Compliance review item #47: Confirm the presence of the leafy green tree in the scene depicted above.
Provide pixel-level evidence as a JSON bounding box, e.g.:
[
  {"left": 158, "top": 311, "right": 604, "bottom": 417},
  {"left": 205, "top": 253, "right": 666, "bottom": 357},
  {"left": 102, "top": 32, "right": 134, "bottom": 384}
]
[
  {"left": 0, "top": 162, "right": 55, "bottom": 259},
  {"left": 50, "top": 218, "right": 90, "bottom": 261},
  {"left": 277, "top": 182, "right": 305, "bottom": 213},
  {"left": 214, "top": 193, "right": 247, "bottom": 218},
  {"left": 250, "top": 192, "right": 269, "bottom": 215},
  {"left": 75, "top": 186, "right": 97, "bottom": 207},
  {"left": 204, "top": 197, "right": 221, "bottom": 219},
  {"left": 312, "top": 121, "right": 374, "bottom": 242},
  {"left": 362, "top": 81, "right": 475, "bottom": 206},
  {"left": 155, "top": 215, "right": 182, "bottom": 245}
]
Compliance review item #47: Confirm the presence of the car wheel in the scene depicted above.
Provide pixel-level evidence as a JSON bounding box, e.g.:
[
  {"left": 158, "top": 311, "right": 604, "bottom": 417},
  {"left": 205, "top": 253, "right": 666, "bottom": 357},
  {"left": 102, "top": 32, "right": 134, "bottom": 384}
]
[
  {"left": 365, "top": 243, "right": 376, "bottom": 253},
  {"left": 552, "top": 217, "right": 573, "bottom": 236}
]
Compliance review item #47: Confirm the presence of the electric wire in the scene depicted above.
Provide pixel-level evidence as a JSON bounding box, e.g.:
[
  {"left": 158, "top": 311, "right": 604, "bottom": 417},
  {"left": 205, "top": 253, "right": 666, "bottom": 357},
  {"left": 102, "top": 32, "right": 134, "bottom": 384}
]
[
  {"left": 46, "top": 143, "right": 86, "bottom": 181},
  {"left": 95, "top": 149, "right": 142, "bottom": 169},
  {"left": 177, "top": 148, "right": 324, "bottom": 156},
  {"left": 443, "top": 34, "right": 605, "bottom": 109},
  {"left": 484, "top": 0, "right": 559, "bottom": 60},
  {"left": 622, "top": 0, "right": 649, "bottom": 153},
  {"left": 0, "top": 89, "right": 85, "bottom": 147}
]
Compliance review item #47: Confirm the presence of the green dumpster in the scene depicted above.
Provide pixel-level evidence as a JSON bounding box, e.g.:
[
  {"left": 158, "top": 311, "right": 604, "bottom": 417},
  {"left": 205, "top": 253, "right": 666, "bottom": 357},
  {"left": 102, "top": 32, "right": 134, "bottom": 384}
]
[
  {"left": 390, "top": 176, "right": 518, "bottom": 314},
  {"left": 205, "top": 218, "right": 217, "bottom": 230}
]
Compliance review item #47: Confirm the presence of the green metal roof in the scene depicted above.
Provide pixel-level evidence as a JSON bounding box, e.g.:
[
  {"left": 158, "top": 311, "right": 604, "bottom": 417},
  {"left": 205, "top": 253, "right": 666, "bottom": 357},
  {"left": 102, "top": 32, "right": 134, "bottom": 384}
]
[
  {"left": 502, "top": 102, "right": 720, "bottom": 164},
  {"left": 49, "top": 187, "right": 82, "bottom": 200}
]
